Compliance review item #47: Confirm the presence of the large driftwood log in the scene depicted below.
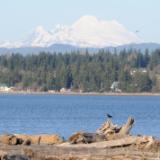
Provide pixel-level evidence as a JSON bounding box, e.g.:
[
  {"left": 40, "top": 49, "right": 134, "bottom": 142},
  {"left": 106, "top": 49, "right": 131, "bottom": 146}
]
[
  {"left": 65, "top": 136, "right": 154, "bottom": 149},
  {"left": 0, "top": 134, "right": 64, "bottom": 146},
  {"left": 119, "top": 117, "right": 134, "bottom": 135},
  {"left": 96, "top": 120, "right": 120, "bottom": 135},
  {"left": 68, "top": 132, "right": 107, "bottom": 144},
  {"left": 96, "top": 117, "right": 134, "bottom": 138},
  {"left": 69, "top": 117, "right": 135, "bottom": 144}
]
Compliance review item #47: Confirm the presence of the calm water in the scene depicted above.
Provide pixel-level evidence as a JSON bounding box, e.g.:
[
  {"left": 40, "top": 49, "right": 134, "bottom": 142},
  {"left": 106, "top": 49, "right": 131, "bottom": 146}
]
[{"left": 0, "top": 94, "right": 159, "bottom": 138}]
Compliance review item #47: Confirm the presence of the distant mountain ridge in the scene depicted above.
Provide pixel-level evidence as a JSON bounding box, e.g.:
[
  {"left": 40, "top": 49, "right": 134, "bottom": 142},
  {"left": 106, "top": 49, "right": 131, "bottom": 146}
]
[
  {"left": 105, "top": 43, "right": 160, "bottom": 52},
  {"left": 1, "top": 15, "right": 158, "bottom": 54},
  {"left": 0, "top": 43, "right": 159, "bottom": 55},
  {"left": 0, "top": 15, "right": 140, "bottom": 49}
]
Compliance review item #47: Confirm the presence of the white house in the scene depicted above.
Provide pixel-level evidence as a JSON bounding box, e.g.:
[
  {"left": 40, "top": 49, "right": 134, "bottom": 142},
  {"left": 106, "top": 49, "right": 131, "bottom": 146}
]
[{"left": 0, "top": 84, "right": 11, "bottom": 92}]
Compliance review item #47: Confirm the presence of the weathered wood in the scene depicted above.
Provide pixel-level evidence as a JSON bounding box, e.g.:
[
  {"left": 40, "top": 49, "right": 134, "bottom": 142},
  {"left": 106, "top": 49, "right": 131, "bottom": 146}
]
[
  {"left": 68, "top": 132, "right": 107, "bottom": 144},
  {"left": 0, "top": 134, "right": 23, "bottom": 145},
  {"left": 65, "top": 136, "right": 153, "bottom": 149},
  {"left": 96, "top": 120, "right": 121, "bottom": 136},
  {"left": 69, "top": 117, "right": 136, "bottom": 144},
  {"left": 96, "top": 117, "right": 134, "bottom": 138},
  {"left": 0, "top": 117, "right": 158, "bottom": 160},
  {"left": 0, "top": 137, "right": 158, "bottom": 160},
  {"left": 0, "top": 134, "right": 64, "bottom": 146},
  {"left": 119, "top": 117, "right": 134, "bottom": 135}
]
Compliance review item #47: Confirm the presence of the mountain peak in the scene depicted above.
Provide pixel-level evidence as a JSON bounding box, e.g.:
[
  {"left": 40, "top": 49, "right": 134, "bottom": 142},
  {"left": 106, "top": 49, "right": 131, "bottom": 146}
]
[
  {"left": 75, "top": 15, "right": 99, "bottom": 23},
  {"left": 35, "top": 26, "right": 46, "bottom": 32},
  {"left": 23, "top": 26, "right": 53, "bottom": 47},
  {"left": 0, "top": 15, "right": 141, "bottom": 48}
]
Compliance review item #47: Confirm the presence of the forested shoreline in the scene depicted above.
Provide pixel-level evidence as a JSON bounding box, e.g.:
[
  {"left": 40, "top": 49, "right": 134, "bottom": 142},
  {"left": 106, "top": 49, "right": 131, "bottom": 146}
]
[{"left": 0, "top": 49, "right": 160, "bottom": 92}]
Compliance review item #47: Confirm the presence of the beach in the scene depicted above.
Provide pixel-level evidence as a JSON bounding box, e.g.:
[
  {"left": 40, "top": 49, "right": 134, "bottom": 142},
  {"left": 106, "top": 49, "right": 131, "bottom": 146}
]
[
  {"left": 0, "top": 117, "right": 159, "bottom": 160},
  {"left": 1, "top": 90, "right": 160, "bottom": 96}
]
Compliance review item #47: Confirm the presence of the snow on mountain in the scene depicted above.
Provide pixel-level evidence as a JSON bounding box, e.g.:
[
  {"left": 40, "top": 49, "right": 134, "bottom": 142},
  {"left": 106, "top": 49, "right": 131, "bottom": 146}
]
[
  {"left": 0, "top": 41, "right": 23, "bottom": 48},
  {"left": 22, "top": 26, "right": 54, "bottom": 47},
  {"left": 0, "top": 15, "right": 141, "bottom": 48},
  {"left": 52, "top": 15, "right": 141, "bottom": 47}
]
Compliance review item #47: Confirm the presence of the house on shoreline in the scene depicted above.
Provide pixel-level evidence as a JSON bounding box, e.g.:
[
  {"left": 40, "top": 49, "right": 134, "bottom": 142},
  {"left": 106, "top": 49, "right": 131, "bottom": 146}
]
[
  {"left": 110, "top": 81, "right": 122, "bottom": 92},
  {"left": 0, "top": 84, "right": 11, "bottom": 92}
]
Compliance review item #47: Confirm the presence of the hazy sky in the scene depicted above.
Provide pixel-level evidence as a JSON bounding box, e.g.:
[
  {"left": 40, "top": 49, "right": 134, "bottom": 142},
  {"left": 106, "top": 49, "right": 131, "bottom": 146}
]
[{"left": 0, "top": 0, "right": 160, "bottom": 43}]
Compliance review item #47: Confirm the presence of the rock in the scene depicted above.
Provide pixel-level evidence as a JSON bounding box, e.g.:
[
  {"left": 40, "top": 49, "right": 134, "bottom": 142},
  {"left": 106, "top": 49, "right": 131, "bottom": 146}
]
[{"left": 39, "top": 134, "right": 63, "bottom": 145}]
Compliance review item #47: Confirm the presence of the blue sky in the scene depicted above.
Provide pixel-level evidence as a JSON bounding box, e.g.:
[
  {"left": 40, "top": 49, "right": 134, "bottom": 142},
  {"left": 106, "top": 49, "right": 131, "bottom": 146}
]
[{"left": 0, "top": 0, "right": 160, "bottom": 43}]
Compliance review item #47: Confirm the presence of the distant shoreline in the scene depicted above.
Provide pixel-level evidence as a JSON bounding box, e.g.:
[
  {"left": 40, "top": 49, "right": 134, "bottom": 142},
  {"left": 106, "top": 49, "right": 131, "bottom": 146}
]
[{"left": 0, "top": 91, "right": 160, "bottom": 96}]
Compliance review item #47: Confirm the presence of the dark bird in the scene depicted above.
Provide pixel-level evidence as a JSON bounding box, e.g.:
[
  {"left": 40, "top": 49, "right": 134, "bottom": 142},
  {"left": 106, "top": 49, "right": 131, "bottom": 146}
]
[
  {"left": 106, "top": 113, "right": 112, "bottom": 119},
  {"left": 135, "top": 30, "right": 139, "bottom": 33}
]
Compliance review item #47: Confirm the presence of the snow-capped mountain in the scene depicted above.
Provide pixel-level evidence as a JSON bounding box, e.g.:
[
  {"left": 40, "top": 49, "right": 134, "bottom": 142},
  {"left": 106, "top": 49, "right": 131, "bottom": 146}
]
[
  {"left": 0, "top": 15, "right": 141, "bottom": 48},
  {"left": 52, "top": 16, "right": 140, "bottom": 48},
  {"left": 22, "top": 26, "right": 54, "bottom": 47}
]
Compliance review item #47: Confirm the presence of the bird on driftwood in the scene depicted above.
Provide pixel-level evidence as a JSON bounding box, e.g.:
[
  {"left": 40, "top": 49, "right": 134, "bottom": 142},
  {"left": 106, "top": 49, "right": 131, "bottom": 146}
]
[{"left": 106, "top": 113, "right": 113, "bottom": 119}]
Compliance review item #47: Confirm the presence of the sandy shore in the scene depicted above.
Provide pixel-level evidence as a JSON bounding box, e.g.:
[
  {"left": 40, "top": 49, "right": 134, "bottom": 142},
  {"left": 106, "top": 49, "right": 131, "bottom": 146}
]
[
  {"left": 0, "top": 91, "right": 160, "bottom": 96},
  {"left": 0, "top": 141, "right": 159, "bottom": 160}
]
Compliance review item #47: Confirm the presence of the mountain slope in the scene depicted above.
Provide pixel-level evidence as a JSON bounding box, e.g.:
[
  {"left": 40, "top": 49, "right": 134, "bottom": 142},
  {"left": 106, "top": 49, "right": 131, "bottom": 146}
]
[
  {"left": 105, "top": 43, "right": 160, "bottom": 52},
  {"left": 51, "top": 15, "right": 140, "bottom": 48},
  {"left": 0, "top": 15, "right": 140, "bottom": 48},
  {"left": 0, "top": 43, "right": 159, "bottom": 55}
]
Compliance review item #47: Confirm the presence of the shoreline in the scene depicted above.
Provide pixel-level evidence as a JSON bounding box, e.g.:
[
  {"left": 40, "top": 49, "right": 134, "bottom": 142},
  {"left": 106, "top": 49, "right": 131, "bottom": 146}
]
[
  {"left": 0, "top": 118, "right": 159, "bottom": 159},
  {"left": 0, "top": 91, "right": 160, "bottom": 96}
]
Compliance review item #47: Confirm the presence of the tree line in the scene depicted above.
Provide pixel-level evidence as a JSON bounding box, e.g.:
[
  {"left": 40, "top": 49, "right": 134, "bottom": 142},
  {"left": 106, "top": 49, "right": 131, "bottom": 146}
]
[{"left": 0, "top": 49, "right": 160, "bottom": 92}]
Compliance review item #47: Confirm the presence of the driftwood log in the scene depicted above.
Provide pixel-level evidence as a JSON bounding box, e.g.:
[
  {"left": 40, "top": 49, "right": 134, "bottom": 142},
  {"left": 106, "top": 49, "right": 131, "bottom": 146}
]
[
  {"left": 119, "top": 117, "right": 134, "bottom": 135},
  {"left": 97, "top": 117, "right": 134, "bottom": 136},
  {"left": 69, "top": 117, "right": 135, "bottom": 144},
  {"left": 68, "top": 132, "right": 107, "bottom": 144},
  {"left": 65, "top": 135, "right": 155, "bottom": 149},
  {"left": 0, "top": 117, "right": 156, "bottom": 153},
  {"left": 0, "top": 117, "right": 158, "bottom": 159},
  {"left": 0, "top": 134, "right": 63, "bottom": 145},
  {"left": 68, "top": 117, "right": 155, "bottom": 149}
]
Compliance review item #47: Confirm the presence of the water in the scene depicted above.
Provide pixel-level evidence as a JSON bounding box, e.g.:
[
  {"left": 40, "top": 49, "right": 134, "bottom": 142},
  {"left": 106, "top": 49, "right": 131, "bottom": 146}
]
[{"left": 0, "top": 94, "right": 159, "bottom": 138}]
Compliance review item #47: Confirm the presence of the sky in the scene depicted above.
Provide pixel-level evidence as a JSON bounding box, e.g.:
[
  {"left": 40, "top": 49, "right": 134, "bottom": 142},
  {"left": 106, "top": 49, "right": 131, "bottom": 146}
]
[{"left": 0, "top": 0, "right": 160, "bottom": 43}]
